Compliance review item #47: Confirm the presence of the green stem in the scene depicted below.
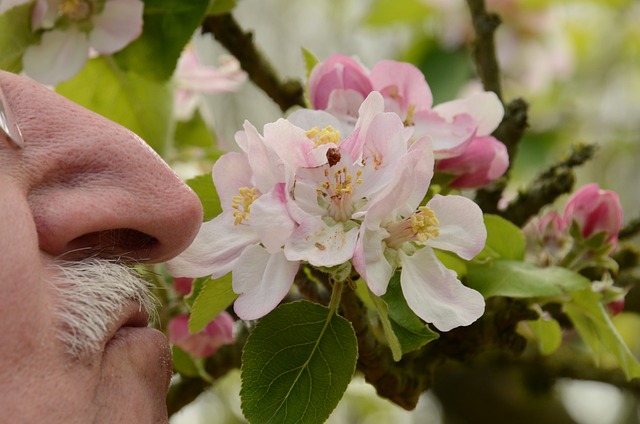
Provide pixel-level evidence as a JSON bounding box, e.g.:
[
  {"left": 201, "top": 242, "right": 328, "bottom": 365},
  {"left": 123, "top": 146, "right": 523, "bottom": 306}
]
[{"left": 328, "top": 279, "right": 344, "bottom": 316}]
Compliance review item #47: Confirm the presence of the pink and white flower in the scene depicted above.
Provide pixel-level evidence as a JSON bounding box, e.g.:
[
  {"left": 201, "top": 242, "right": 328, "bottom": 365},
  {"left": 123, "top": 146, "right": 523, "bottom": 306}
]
[
  {"left": 353, "top": 139, "right": 487, "bottom": 331},
  {"left": 20, "top": 0, "right": 144, "bottom": 85}
]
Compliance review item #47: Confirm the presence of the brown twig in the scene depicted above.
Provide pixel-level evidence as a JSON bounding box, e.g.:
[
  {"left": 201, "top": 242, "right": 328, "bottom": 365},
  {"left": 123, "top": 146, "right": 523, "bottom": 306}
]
[{"left": 201, "top": 14, "right": 306, "bottom": 112}]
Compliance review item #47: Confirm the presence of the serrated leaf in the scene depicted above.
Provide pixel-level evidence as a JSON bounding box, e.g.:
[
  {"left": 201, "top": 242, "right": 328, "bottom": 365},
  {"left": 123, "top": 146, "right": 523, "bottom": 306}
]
[
  {"left": 188, "top": 274, "right": 237, "bottom": 333},
  {"left": 56, "top": 57, "right": 172, "bottom": 155},
  {"left": 0, "top": 3, "right": 38, "bottom": 73},
  {"left": 113, "top": 0, "right": 209, "bottom": 81},
  {"left": 185, "top": 172, "right": 222, "bottom": 221},
  {"left": 564, "top": 289, "right": 640, "bottom": 380},
  {"left": 477, "top": 214, "right": 526, "bottom": 261},
  {"left": 526, "top": 317, "right": 562, "bottom": 355},
  {"left": 467, "top": 260, "right": 590, "bottom": 299},
  {"left": 240, "top": 301, "right": 357, "bottom": 424}
]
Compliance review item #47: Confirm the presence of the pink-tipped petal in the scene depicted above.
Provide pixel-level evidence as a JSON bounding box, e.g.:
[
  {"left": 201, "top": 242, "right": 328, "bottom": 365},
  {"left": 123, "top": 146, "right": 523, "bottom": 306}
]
[
  {"left": 23, "top": 28, "right": 89, "bottom": 85},
  {"left": 433, "top": 91, "right": 504, "bottom": 136},
  {"left": 425, "top": 194, "right": 487, "bottom": 260},
  {"left": 232, "top": 246, "right": 299, "bottom": 320},
  {"left": 370, "top": 60, "right": 433, "bottom": 115},
  {"left": 399, "top": 248, "right": 485, "bottom": 332},
  {"left": 89, "top": 0, "right": 143, "bottom": 54}
]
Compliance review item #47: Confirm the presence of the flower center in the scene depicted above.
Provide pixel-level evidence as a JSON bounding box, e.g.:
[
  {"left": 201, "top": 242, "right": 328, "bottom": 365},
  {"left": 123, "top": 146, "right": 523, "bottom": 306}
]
[
  {"left": 306, "top": 126, "right": 341, "bottom": 147},
  {"left": 59, "top": 0, "right": 93, "bottom": 20},
  {"left": 316, "top": 166, "right": 363, "bottom": 222},
  {"left": 231, "top": 187, "right": 259, "bottom": 225},
  {"left": 385, "top": 206, "right": 440, "bottom": 249}
]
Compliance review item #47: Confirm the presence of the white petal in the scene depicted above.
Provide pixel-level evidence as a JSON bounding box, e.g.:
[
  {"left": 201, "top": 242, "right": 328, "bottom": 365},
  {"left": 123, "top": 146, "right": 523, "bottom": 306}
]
[
  {"left": 250, "top": 183, "right": 296, "bottom": 253},
  {"left": 353, "top": 227, "right": 394, "bottom": 296},
  {"left": 433, "top": 91, "right": 504, "bottom": 136},
  {"left": 399, "top": 248, "right": 485, "bottom": 331},
  {"left": 426, "top": 194, "right": 487, "bottom": 260},
  {"left": 285, "top": 218, "right": 359, "bottom": 267},
  {"left": 22, "top": 28, "right": 89, "bottom": 85},
  {"left": 212, "top": 152, "right": 253, "bottom": 211},
  {"left": 89, "top": 0, "right": 143, "bottom": 54},
  {"left": 413, "top": 110, "right": 474, "bottom": 158},
  {"left": 166, "top": 212, "right": 259, "bottom": 278},
  {"left": 232, "top": 246, "right": 299, "bottom": 320}
]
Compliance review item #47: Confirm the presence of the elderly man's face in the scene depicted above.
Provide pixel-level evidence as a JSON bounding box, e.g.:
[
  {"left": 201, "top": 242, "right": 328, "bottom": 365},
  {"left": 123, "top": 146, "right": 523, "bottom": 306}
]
[{"left": 0, "top": 71, "right": 202, "bottom": 422}]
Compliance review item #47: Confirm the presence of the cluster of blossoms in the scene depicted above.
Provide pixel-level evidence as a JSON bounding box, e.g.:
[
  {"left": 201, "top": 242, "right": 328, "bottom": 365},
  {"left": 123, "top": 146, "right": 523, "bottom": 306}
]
[
  {"left": 1, "top": 0, "right": 144, "bottom": 85},
  {"left": 525, "top": 183, "right": 625, "bottom": 312},
  {"left": 168, "top": 55, "right": 509, "bottom": 332}
]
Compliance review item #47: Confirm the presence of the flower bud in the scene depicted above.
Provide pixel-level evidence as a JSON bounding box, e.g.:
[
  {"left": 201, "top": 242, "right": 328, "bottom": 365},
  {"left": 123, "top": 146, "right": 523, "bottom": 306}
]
[
  {"left": 562, "top": 183, "right": 623, "bottom": 246},
  {"left": 168, "top": 312, "right": 235, "bottom": 358},
  {"left": 435, "top": 135, "right": 509, "bottom": 189},
  {"left": 172, "top": 277, "right": 194, "bottom": 297},
  {"left": 308, "top": 55, "right": 372, "bottom": 111}
]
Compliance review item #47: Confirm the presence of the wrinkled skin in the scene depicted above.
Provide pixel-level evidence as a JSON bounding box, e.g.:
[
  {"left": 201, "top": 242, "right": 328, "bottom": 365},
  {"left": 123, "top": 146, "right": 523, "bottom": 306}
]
[{"left": 0, "top": 71, "right": 203, "bottom": 423}]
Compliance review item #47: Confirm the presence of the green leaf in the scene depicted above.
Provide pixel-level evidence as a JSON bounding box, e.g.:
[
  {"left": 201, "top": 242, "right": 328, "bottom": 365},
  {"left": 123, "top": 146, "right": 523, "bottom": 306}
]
[
  {"left": 564, "top": 289, "right": 640, "bottom": 380},
  {"left": 476, "top": 214, "right": 526, "bottom": 261},
  {"left": 301, "top": 47, "right": 319, "bottom": 81},
  {"left": 434, "top": 249, "right": 467, "bottom": 277},
  {"left": 172, "top": 345, "right": 200, "bottom": 377},
  {"left": 113, "top": 0, "right": 210, "bottom": 81},
  {"left": 466, "top": 260, "right": 590, "bottom": 299},
  {"left": 525, "top": 317, "right": 562, "bottom": 355},
  {"left": 241, "top": 301, "right": 357, "bottom": 424},
  {"left": 382, "top": 274, "right": 440, "bottom": 355},
  {"left": 207, "top": 0, "right": 237, "bottom": 15},
  {"left": 185, "top": 172, "right": 222, "bottom": 221},
  {"left": 174, "top": 110, "right": 216, "bottom": 149},
  {"left": 0, "top": 3, "right": 39, "bottom": 73},
  {"left": 188, "top": 274, "right": 237, "bottom": 333},
  {"left": 56, "top": 57, "right": 172, "bottom": 155},
  {"left": 355, "top": 279, "right": 403, "bottom": 361},
  {"left": 364, "top": 0, "right": 432, "bottom": 26}
]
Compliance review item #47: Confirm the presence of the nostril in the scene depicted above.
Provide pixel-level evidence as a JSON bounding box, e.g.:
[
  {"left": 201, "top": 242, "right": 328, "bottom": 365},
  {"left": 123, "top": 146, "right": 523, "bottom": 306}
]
[{"left": 63, "top": 229, "right": 159, "bottom": 261}]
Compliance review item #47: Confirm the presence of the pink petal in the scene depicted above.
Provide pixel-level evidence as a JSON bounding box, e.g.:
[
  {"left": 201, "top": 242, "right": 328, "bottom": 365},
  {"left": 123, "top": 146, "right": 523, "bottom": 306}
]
[
  {"left": 22, "top": 28, "right": 89, "bottom": 85},
  {"left": 425, "top": 194, "right": 487, "bottom": 260},
  {"left": 399, "top": 248, "right": 485, "bottom": 331},
  {"left": 370, "top": 60, "right": 433, "bottom": 115},
  {"left": 232, "top": 246, "right": 299, "bottom": 320},
  {"left": 308, "top": 54, "right": 372, "bottom": 110},
  {"left": 212, "top": 152, "right": 253, "bottom": 211},
  {"left": 165, "top": 212, "right": 259, "bottom": 279},
  {"left": 250, "top": 183, "right": 296, "bottom": 253},
  {"left": 413, "top": 110, "right": 475, "bottom": 158},
  {"left": 89, "top": 0, "right": 143, "bottom": 54},
  {"left": 433, "top": 91, "right": 504, "bottom": 136},
  {"left": 353, "top": 227, "right": 394, "bottom": 296}
]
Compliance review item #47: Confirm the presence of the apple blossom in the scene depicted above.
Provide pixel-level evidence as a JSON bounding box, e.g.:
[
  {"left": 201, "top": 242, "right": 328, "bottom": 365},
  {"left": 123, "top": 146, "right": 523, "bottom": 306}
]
[
  {"left": 19, "top": 0, "right": 144, "bottom": 85},
  {"left": 168, "top": 312, "right": 235, "bottom": 358},
  {"left": 435, "top": 135, "right": 509, "bottom": 189},
  {"left": 308, "top": 55, "right": 505, "bottom": 161},
  {"left": 563, "top": 183, "right": 623, "bottom": 247},
  {"left": 173, "top": 47, "right": 247, "bottom": 121},
  {"left": 166, "top": 121, "right": 300, "bottom": 320},
  {"left": 353, "top": 139, "right": 487, "bottom": 332}
]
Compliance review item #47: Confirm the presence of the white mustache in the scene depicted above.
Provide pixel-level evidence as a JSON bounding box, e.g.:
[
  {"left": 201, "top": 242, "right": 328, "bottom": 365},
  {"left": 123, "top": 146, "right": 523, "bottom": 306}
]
[{"left": 49, "top": 258, "right": 157, "bottom": 361}]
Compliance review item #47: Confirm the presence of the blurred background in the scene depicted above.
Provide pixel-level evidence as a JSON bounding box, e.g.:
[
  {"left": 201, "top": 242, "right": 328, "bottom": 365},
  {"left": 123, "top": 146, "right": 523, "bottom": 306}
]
[{"left": 166, "top": 0, "right": 640, "bottom": 422}]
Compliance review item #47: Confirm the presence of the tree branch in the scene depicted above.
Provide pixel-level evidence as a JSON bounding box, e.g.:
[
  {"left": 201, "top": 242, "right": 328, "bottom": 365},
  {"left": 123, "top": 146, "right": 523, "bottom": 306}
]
[{"left": 201, "top": 14, "right": 306, "bottom": 112}]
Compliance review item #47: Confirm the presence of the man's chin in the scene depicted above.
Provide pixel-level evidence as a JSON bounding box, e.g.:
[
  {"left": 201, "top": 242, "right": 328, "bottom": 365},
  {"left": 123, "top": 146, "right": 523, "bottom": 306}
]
[{"left": 96, "top": 327, "right": 172, "bottom": 422}]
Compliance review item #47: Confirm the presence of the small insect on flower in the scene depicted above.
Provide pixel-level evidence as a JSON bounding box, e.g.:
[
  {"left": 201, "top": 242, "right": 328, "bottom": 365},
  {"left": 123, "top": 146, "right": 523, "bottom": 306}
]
[{"left": 326, "top": 147, "right": 341, "bottom": 167}]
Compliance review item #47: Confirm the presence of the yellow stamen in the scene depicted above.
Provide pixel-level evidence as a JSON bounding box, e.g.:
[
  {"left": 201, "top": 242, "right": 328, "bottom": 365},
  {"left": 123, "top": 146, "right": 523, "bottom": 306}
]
[
  {"left": 411, "top": 206, "right": 440, "bottom": 242},
  {"left": 231, "top": 187, "right": 259, "bottom": 225},
  {"left": 59, "top": 0, "right": 91, "bottom": 20},
  {"left": 306, "top": 125, "right": 341, "bottom": 147}
]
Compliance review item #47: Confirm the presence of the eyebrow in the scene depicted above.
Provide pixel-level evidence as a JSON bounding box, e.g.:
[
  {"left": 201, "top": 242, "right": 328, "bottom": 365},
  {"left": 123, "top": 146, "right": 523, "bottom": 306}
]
[{"left": 0, "top": 83, "right": 25, "bottom": 149}]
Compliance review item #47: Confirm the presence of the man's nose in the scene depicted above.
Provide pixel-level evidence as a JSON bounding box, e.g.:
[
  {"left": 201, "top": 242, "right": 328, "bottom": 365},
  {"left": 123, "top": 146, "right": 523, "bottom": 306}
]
[{"left": 2, "top": 73, "right": 203, "bottom": 263}]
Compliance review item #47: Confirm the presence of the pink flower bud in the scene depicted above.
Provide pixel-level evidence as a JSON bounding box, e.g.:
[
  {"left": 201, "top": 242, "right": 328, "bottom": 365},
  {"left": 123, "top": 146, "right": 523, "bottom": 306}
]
[
  {"left": 168, "top": 312, "right": 235, "bottom": 358},
  {"left": 308, "top": 54, "right": 373, "bottom": 111},
  {"left": 562, "top": 183, "right": 623, "bottom": 245},
  {"left": 172, "top": 277, "right": 194, "bottom": 297},
  {"left": 435, "top": 135, "right": 509, "bottom": 189},
  {"left": 606, "top": 297, "right": 625, "bottom": 317}
]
